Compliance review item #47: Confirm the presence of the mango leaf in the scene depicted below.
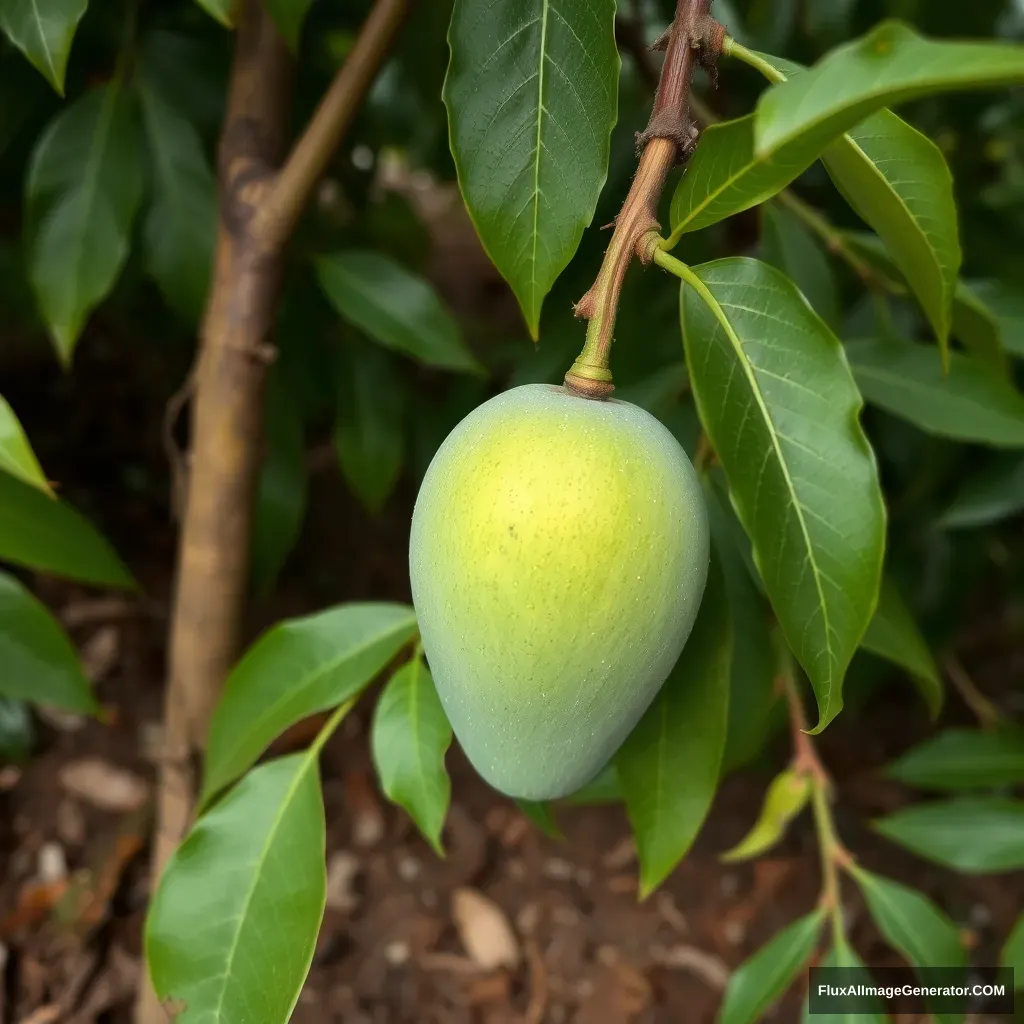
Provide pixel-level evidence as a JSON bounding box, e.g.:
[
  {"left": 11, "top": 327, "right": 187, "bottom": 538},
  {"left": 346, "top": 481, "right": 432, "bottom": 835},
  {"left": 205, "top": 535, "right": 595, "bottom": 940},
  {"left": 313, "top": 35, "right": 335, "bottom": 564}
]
[
  {"left": 887, "top": 728, "right": 1024, "bottom": 791},
  {"left": 0, "top": 698, "right": 34, "bottom": 762},
  {"left": 201, "top": 603, "right": 418, "bottom": 806},
  {"left": 761, "top": 202, "right": 839, "bottom": 328},
  {"left": 334, "top": 344, "right": 404, "bottom": 515},
  {"left": 562, "top": 761, "right": 621, "bottom": 805},
  {"left": 0, "top": 395, "right": 49, "bottom": 493},
  {"left": 953, "top": 282, "right": 1009, "bottom": 373},
  {"left": 1003, "top": 914, "right": 1024, "bottom": 974},
  {"left": 265, "top": 0, "right": 312, "bottom": 50},
  {"left": 316, "top": 252, "right": 480, "bottom": 374},
  {"left": 754, "top": 21, "right": 1024, "bottom": 159},
  {"left": 0, "top": 470, "right": 133, "bottom": 588},
  {"left": 966, "top": 280, "right": 1024, "bottom": 359},
  {"left": 26, "top": 83, "right": 143, "bottom": 364},
  {"left": 138, "top": 78, "right": 216, "bottom": 323},
  {"left": 193, "top": 0, "right": 231, "bottom": 26},
  {"left": 939, "top": 456, "right": 1024, "bottom": 529},
  {"left": 874, "top": 797, "right": 1024, "bottom": 874},
  {"left": 0, "top": 0, "right": 86, "bottom": 94},
  {"left": 148, "top": 752, "right": 326, "bottom": 1023},
  {"left": 861, "top": 577, "right": 942, "bottom": 718},
  {"left": 802, "top": 937, "right": 887, "bottom": 1023},
  {"left": 443, "top": 0, "right": 619, "bottom": 336},
  {"left": 616, "top": 555, "right": 731, "bottom": 898},
  {"left": 0, "top": 571, "right": 96, "bottom": 712},
  {"left": 720, "top": 909, "right": 825, "bottom": 1024},
  {"left": 371, "top": 656, "right": 452, "bottom": 856},
  {"left": 721, "top": 767, "right": 811, "bottom": 863},
  {"left": 516, "top": 799, "right": 562, "bottom": 839},
  {"left": 680, "top": 258, "right": 885, "bottom": 732},
  {"left": 846, "top": 338, "right": 1024, "bottom": 447}
]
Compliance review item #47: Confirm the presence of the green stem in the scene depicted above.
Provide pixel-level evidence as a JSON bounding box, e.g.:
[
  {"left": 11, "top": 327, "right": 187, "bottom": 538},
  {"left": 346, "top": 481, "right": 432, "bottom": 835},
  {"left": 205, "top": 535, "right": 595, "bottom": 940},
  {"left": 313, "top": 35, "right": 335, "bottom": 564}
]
[
  {"left": 309, "top": 696, "right": 358, "bottom": 759},
  {"left": 723, "top": 38, "right": 786, "bottom": 84}
]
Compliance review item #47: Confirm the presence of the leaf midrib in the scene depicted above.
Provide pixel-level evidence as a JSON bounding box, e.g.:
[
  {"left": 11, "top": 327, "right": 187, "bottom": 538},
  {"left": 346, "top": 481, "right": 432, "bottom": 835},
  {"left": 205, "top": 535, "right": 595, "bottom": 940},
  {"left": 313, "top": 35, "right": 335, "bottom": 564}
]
[{"left": 528, "top": 0, "right": 551, "bottom": 314}]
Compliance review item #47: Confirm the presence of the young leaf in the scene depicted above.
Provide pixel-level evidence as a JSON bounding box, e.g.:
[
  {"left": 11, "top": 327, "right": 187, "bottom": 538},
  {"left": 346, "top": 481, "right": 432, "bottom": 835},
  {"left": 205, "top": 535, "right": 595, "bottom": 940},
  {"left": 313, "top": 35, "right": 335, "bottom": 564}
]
[
  {"left": 147, "top": 752, "right": 326, "bottom": 1023},
  {"left": 887, "top": 728, "right": 1024, "bottom": 791},
  {"left": 516, "top": 799, "right": 562, "bottom": 839},
  {"left": 680, "top": 258, "right": 886, "bottom": 732},
  {"left": 1003, "top": 914, "right": 1024, "bottom": 973},
  {"left": 846, "top": 337, "right": 1024, "bottom": 447},
  {"left": 754, "top": 21, "right": 1024, "bottom": 159},
  {"left": 0, "top": 0, "right": 87, "bottom": 94},
  {"left": 333, "top": 344, "right": 404, "bottom": 515},
  {"left": 873, "top": 797, "right": 1024, "bottom": 874},
  {"left": 616, "top": 555, "right": 731, "bottom": 898},
  {"left": 443, "top": 0, "right": 619, "bottom": 336},
  {"left": 861, "top": 577, "right": 942, "bottom": 718},
  {"left": 720, "top": 767, "right": 811, "bottom": 863},
  {"left": 966, "top": 280, "right": 1024, "bottom": 359},
  {"left": 371, "top": 656, "right": 452, "bottom": 855},
  {"left": 801, "top": 936, "right": 887, "bottom": 1023},
  {"left": 0, "top": 470, "right": 134, "bottom": 588},
  {"left": 26, "top": 83, "right": 143, "bottom": 364},
  {"left": 0, "top": 395, "right": 50, "bottom": 493},
  {"left": 201, "top": 603, "right": 418, "bottom": 806},
  {"left": 138, "top": 79, "right": 216, "bottom": 323},
  {"left": 938, "top": 456, "right": 1024, "bottom": 529},
  {"left": 316, "top": 252, "right": 480, "bottom": 374},
  {"left": 719, "top": 908, "right": 825, "bottom": 1024},
  {"left": 0, "top": 571, "right": 96, "bottom": 712},
  {"left": 265, "top": 0, "right": 312, "bottom": 50}
]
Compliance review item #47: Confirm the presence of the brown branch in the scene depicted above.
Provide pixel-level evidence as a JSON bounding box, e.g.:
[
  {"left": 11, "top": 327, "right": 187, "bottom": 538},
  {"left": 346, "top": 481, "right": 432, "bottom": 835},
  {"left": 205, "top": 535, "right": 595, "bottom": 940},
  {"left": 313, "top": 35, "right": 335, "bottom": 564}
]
[{"left": 566, "top": 0, "right": 721, "bottom": 398}]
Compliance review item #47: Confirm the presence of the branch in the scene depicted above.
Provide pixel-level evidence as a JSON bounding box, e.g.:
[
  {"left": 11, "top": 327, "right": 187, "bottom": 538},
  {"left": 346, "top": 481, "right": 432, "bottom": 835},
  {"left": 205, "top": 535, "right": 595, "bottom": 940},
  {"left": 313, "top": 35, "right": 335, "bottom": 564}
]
[
  {"left": 566, "top": 0, "right": 722, "bottom": 398},
  {"left": 250, "top": 0, "right": 409, "bottom": 251}
]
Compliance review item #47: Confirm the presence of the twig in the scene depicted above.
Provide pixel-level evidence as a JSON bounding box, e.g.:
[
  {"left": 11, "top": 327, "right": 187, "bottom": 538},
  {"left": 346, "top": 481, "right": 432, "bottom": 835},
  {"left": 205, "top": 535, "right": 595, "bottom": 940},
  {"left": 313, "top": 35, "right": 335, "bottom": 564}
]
[{"left": 943, "top": 654, "right": 1004, "bottom": 731}]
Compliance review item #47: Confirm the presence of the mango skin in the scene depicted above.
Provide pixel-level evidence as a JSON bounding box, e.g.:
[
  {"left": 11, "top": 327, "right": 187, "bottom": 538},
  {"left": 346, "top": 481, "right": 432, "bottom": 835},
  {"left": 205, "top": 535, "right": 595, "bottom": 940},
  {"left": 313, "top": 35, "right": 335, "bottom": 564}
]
[{"left": 409, "top": 383, "right": 709, "bottom": 800}]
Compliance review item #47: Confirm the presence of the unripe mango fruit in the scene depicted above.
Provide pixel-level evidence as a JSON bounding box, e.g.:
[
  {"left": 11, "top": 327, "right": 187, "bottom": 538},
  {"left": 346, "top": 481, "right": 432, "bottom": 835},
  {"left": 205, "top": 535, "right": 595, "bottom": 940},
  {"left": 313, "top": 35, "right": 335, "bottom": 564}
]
[{"left": 409, "top": 383, "right": 710, "bottom": 800}]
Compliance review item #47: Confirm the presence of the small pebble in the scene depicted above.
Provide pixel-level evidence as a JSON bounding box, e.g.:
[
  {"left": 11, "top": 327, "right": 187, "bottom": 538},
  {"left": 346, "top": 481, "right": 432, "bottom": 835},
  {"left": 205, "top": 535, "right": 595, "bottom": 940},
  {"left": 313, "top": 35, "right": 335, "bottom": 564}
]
[
  {"left": 543, "top": 857, "right": 575, "bottom": 881},
  {"left": 397, "top": 855, "right": 421, "bottom": 882},
  {"left": 384, "top": 940, "right": 410, "bottom": 966},
  {"left": 723, "top": 920, "right": 745, "bottom": 946},
  {"left": 517, "top": 902, "right": 540, "bottom": 936},
  {"left": 37, "top": 842, "right": 67, "bottom": 885}
]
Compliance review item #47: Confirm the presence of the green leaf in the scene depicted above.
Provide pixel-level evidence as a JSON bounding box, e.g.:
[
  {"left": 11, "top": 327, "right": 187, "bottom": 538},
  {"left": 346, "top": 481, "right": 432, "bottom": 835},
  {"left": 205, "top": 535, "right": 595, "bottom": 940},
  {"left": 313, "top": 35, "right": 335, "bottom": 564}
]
[
  {"left": 0, "top": 0, "right": 86, "bottom": 94},
  {"left": 616, "top": 555, "right": 731, "bottom": 898},
  {"left": 861, "top": 577, "right": 942, "bottom": 718},
  {"left": 952, "top": 282, "right": 1009, "bottom": 374},
  {"left": 147, "top": 752, "right": 326, "bottom": 1023},
  {"left": 316, "top": 251, "right": 480, "bottom": 373},
  {"left": 0, "top": 698, "right": 34, "bottom": 762},
  {"left": 801, "top": 936, "right": 887, "bottom": 1023},
  {"left": 719, "top": 908, "right": 825, "bottom": 1024},
  {"left": 0, "top": 571, "right": 96, "bottom": 712},
  {"left": 761, "top": 202, "right": 839, "bottom": 328},
  {"left": 966, "top": 280, "right": 1024, "bottom": 359},
  {"left": 333, "top": 344, "right": 404, "bottom": 515},
  {"left": 680, "top": 258, "right": 885, "bottom": 732},
  {"left": 138, "top": 78, "right": 216, "bottom": 323},
  {"left": 721, "top": 768, "right": 811, "bottom": 863},
  {"left": 26, "top": 83, "right": 143, "bottom": 364},
  {"left": 516, "top": 799, "right": 562, "bottom": 839},
  {"left": 1003, "top": 913, "right": 1024, "bottom": 974},
  {"left": 0, "top": 395, "right": 49, "bottom": 493},
  {"left": 443, "top": 0, "right": 619, "bottom": 336},
  {"left": 0, "top": 470, "right": 133, "bottom": 588},
  {"left": 265, "top": 0, "right": 312, "bottom": 50},
  {"left": 193, "top": 0, "right": 232, "bottom": 27},
  {"left": 562, "top": 761, "right": 621, "bottom": 805},
  {"left": 887, "top": 728, "right": 1024, "bottom": 791},
  {"left": 846, "top": 337, "right": 1024, "bottom": 447},
  {"left": 201, "top": 603, "right": 417, "bottom": 806},
  {"left": 754, "top": 21, "right": 1024, "bottom": 159},
  {"left": 371, "top": 656, "right": 452, "bottom": 856},
  {"left": 873, "top": 797, "right": 1024, "bottom": 874},
  {"left": 251, "top": 374, "right": 307, "bottom": 595},
  {"left": 938, "top": 456, "right": 1024, "bottom": 529}
]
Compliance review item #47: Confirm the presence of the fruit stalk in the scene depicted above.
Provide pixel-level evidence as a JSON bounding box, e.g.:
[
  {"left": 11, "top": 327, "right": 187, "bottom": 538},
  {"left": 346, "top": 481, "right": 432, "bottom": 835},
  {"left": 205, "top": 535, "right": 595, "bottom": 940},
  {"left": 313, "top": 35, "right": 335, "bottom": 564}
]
[{"left": 566, "top": 0, "right": 721, "bottom": 398}]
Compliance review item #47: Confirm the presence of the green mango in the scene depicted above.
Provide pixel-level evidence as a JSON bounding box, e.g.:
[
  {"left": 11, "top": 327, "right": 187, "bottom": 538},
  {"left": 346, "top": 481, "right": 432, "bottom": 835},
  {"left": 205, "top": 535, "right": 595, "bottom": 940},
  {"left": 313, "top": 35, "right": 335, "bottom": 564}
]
[{"left": 409, "top": 383, "right": 710, "bottom": 800}]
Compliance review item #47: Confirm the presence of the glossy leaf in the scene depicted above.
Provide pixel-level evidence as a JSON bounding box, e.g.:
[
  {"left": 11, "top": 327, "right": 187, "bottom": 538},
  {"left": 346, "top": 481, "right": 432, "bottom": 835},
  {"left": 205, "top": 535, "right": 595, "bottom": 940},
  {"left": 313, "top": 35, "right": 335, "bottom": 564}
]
[
  {"left": 720, "top": 908, "right": 825, "bottom": 1024},
  {"left": 194, "top": 0, "right": 232, "bottom": 26},
  {"left": 0, "top": 395, "right": 49, "bottom": 492},
  {"left": 888, "top": 728, "right": 1024, "bottom": 790},
  {"left": 26, "top": 84, "right": 143, "bottom": 364},
  {"left": 616, "top": 556, "right": 731, "bottom": 898},
  {"left": 846, "top": 337, "right": 1024, "bottom": 448},
  {"left": 562, "top": 761, "right": 622, "bottom": 805},
  {"left": 444, "top": 0, "right": 619, "bottom": 335},
  {"left": 939, "top": 457, "right": 1024, "bottom": 529},
  {"left": 952, "top": 282, "right": 1009, "bottom": 373},
  {"left": 148, "top": 752, "right": 326, "bottom": 1023},
  {"left": 721, "top": 768, "right": 811, "bottom": 863},
  {"left": 201, "top": 603, "right": 418, "bottom": 806},
  {"left": 316, "top": 252, "right": 480, "bottom": 373},
  {"left": 265, "top": 0, "right": 312, "bottom": 49},
  {"left": 874, "top": 797, "right": 1024, "bottom": 874},
  {"left": 0, "top": 470, "right": 133, "bottom": 588},
  {"left": 861, "top": 577, "right": 942, "bottom": 718},
  {"left": 966, "top": 280, "right": 1024, "bottom": 359},
  {"left": 516, "top": 799, "right": 562, "bottom": 839},
  {"left": 801, "top": 937, "right": 887, "bottom": 1024},
  {"left": 0, "top": 698, "right": 34, "bottom": 762},
  {"left": 334, "top": 344, "right": 404, "bottom": 515},
  {"left": 138, "top": 78, "right": 216, "bottom": 323},
  {"left": 371, "top": 656, "right": 452, "bottom": 855},
  {"left": 0, "top": 0, "right": 86, "bottom": 94},
  {"left": 0, "top": 571, "right": 96, "bottom": 712},
  {"left": 680, "top": 258, "right": 885, "bottom": 732},
  {"left": 1003, "top": 914, "right": 1024, "bottom": 973},
  {"left": 754, "top": 21, "right": 1024, "bottom": 159}
]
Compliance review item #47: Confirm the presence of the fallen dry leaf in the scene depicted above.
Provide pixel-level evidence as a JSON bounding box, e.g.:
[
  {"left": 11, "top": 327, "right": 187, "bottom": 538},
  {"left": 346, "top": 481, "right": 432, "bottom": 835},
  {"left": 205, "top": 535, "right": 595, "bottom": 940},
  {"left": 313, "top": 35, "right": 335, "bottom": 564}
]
[
  {"left": 58, "top": 759, "right": 149, "bottom": 813},
  {"left": 452, "top": 888, "right": 520, "bottom": 971}
]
